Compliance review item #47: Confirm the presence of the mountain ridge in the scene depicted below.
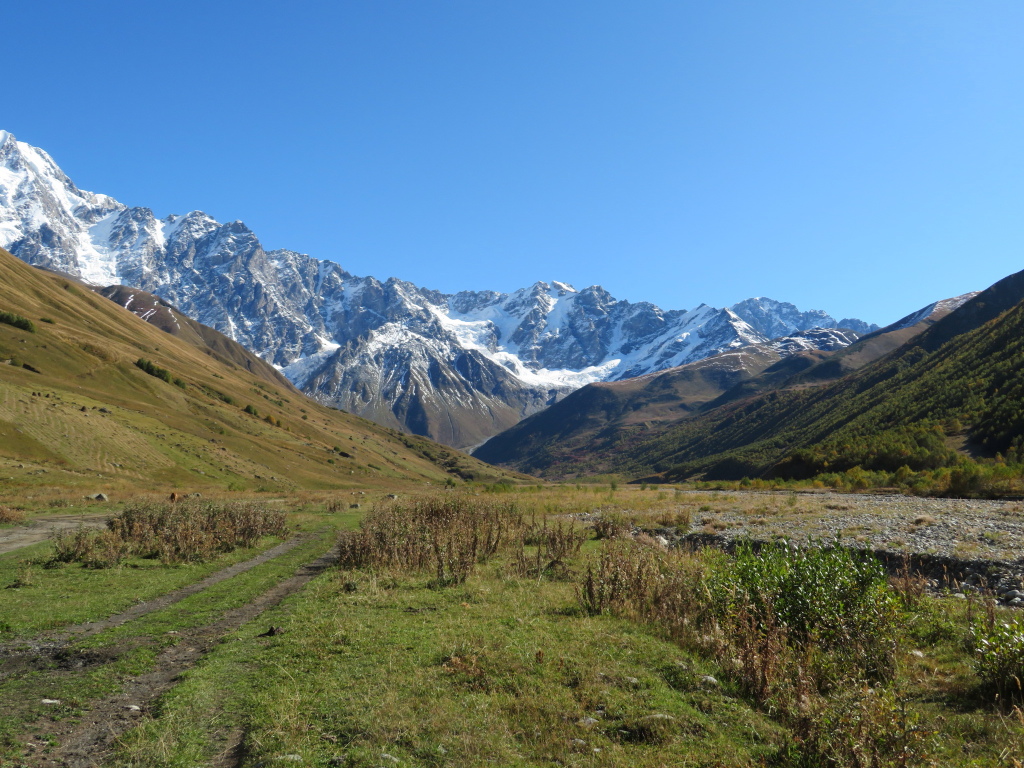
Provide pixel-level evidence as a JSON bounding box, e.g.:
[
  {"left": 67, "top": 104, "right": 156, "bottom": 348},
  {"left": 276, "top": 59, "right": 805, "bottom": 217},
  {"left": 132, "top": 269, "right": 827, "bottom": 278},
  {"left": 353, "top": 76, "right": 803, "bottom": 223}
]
[
  {"left": 0, "top": 130, "right": 877, "bottom": 447},
  {"left": 0, "top": 246, "right": 513, "bottom": 490},
  {"left": 473, "top": 292, "right": 979, "bottom": 478}
]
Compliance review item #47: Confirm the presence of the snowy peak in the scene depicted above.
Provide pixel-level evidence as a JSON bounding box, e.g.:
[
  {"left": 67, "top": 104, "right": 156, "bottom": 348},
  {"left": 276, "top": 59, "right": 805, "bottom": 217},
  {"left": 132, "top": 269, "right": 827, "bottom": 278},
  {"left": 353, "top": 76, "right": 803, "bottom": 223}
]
[
  {"left": 729, "top": 297, "right": 876, "bottom": 338},
  {"left": 881, "top": 292, "right": 981, "bottom": 333},
  {"left": 0, "top": 129, "right": 880, "bottom": 448}
]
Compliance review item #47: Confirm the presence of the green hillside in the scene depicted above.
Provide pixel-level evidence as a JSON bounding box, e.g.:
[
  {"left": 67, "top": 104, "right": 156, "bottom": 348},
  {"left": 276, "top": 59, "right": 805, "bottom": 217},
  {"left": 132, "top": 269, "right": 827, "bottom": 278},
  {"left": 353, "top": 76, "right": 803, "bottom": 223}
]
[
  {"left": 476, "top": 293, "right": 961, "bottom": 480},
  {"left": 0, "top": 248, "right": 511, "bottom": 495},
  {"left": 634, "top": 269, "right": 1024, "bottom": 492},
  {"left": 477, "top": 267, "right": 1024, "bottom": 495},
  {"left": 475, "top": 345, "right": 787, "bottom": 475}
]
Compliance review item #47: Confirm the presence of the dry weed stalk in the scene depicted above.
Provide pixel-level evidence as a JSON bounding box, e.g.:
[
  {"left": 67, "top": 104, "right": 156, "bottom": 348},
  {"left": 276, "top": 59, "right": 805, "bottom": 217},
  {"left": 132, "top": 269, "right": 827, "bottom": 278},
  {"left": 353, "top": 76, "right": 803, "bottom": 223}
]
[
  {"left": 515, "top": 515, "right": 586, "bottom": 579},
  {"left": 51, "top": 500, "right": 286, "bottom": 567},
  {"left": 0, "top": 506, "right": 26, "bottom": 524},
  {"left": 337, "top": 494, "right": 524, "bottom": 586}
]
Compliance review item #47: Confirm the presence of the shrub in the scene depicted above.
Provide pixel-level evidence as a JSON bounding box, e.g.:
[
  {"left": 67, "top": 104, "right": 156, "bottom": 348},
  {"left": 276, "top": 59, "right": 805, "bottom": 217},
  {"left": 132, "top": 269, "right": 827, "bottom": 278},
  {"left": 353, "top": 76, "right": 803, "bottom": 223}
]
[
  {"left": 577, "top": 539, "right": 718, "bottom": 640},
  {"left": 0, "top": 506, "right": 26, "bottom": 524},
  {"left": 52, "top": 526, "right": 126, "bottom": 569},
  {"left": 135, "top": 358, "right": 186, "bottom": 388},
  {"left": 337, "top": 495, "right": 524, "bottom": 586},
  {"left": 593, "top": 511, "right": 632, "bottom": 540},
  {"left": 971, "top": 613, "right": 1024, "bottom": 699},
  {"left": 0, "top": 310, "right": 35, "bottom": 332},
  {"left": 516, "top": 515, "right": 586, "bottom": 579},
  {"left": 653, "top": 509, "right": 691, "bottom": 529},
  {"left": 51, "top": 500, "right": 286, "bottom": 567},
  {"left": 720, "top": 542, "right": 901, "bottom": 684}
]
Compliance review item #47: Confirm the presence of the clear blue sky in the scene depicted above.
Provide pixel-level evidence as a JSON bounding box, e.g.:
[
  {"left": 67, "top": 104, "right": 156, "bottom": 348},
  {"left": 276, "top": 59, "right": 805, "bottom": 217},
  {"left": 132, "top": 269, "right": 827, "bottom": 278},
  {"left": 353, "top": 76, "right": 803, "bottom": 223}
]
[{"left": 6, "top": 1, "right": 1023, "bottom": 326}]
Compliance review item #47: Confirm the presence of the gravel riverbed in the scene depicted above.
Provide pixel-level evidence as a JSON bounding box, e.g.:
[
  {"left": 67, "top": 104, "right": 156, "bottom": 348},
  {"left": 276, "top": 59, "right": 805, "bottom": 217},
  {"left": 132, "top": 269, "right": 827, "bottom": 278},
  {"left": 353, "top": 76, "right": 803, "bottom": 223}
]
[{"left": 601, "top": 490, "right": 1024, "bottom": 605}]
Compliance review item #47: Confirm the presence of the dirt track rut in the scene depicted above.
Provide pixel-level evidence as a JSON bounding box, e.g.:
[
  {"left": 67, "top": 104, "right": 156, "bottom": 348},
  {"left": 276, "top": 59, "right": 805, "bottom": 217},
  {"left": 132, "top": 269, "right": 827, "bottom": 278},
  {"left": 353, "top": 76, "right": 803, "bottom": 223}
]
[{"left": 11, "top": 536, "right": 341, "bottom": 767}]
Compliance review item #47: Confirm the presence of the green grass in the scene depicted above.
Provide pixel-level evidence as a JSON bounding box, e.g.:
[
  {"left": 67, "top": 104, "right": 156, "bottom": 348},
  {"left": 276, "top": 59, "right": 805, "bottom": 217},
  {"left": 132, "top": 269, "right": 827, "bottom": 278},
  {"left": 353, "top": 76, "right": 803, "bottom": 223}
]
[
  {"left": 0, "top": 527, "right": 342, "bottom": 761},
  {"left": 77, "top": 528, "right": 337, "bottom": 647},
  {"left": 113, "top": 567, "right": 785, "bottom": 767},
  {"left": 110, "top": 533, "right": 1024, "bottom": 768},
  {"left": 0, "top": 504, "right": 364, "bottom": 641},
  {"left": 4, "top": 498, "right": 1024, "bottom": 767},
  {"left": 0, "top": 535, "right": 291, "bottom": 639}
]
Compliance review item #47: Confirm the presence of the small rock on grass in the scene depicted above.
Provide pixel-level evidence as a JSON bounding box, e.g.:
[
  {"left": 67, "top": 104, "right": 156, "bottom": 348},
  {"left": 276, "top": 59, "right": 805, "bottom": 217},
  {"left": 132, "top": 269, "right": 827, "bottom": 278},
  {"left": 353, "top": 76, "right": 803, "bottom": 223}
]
[
  {"left": 641, "top": 713, "right": 675, "bottom": 724},
  {"left": 41, "top": 699, "right": 61, "bottom": 705}
]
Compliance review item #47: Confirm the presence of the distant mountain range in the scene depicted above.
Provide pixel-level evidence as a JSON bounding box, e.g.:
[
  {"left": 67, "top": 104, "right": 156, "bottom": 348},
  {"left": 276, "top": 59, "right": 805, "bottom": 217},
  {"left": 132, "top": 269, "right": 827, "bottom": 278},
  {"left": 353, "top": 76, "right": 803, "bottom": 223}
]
[
  {"left": 474, "top": 292, "right": 977, "bottom": 476},
  {"left": 477, "top": 262, "right": 1024, "bottom": 491},
  {"left": 0, "top": 130, "right": 876, "bottom": 447}
]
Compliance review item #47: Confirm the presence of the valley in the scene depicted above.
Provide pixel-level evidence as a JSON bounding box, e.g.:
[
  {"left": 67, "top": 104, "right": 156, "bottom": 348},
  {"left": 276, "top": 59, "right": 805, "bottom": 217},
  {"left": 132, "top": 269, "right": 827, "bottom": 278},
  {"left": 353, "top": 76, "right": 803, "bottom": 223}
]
[
  {"left": 0, "top": 131, "right": 876, "bottom": 448},
  {"left": 1, "top": 129, "right": 1023, "bottom": 768},
  {"left": 0, "top": 487, "right": 1022, "bottom": 767}
]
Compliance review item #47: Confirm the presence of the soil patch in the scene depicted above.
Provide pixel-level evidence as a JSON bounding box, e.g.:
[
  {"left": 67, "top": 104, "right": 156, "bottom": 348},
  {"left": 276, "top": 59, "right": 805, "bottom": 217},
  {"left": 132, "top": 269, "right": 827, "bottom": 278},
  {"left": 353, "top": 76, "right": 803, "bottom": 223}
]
[{"left": 0, "top": 514, "right": 108, "bottom": 556}]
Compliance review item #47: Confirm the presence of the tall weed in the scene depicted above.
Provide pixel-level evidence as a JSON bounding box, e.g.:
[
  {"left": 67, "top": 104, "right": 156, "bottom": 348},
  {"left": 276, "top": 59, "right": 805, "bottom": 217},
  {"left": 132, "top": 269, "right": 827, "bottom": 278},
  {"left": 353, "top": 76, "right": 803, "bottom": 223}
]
[
  {"left": 337, "top": 495, "right": 524, "bottom": 586},
  {"left": 50, "top": 500, "right": 286, "bottom": 567},
  {"left": 971, "top": 612, "right": 1024, "bottom": 700},
  {"left": 719, "top": 542, "right": 901, "bottom": 685}
]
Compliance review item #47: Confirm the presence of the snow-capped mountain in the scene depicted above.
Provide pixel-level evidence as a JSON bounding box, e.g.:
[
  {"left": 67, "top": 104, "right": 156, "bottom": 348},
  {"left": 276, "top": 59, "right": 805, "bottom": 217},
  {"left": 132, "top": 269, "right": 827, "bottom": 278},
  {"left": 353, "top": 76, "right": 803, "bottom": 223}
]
[{"left": 0, "top": 130, "right": 877, "bottom": 448}]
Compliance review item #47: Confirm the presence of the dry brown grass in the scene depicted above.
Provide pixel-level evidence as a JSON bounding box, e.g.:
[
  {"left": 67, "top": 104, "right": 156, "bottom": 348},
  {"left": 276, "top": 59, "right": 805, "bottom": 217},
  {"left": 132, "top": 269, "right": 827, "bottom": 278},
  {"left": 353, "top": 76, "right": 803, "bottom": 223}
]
[
  {"left": 337, "top": 494, "right": 526, "bottom": 586},
  {"left": 514, "top": 515, "right": 586, "bottom": 579},
  {"left": 51, "top": 499, "right": 287, "bottom": 567},
  {"left": 0, "top": 506, "right": 25, "bottom": 524},
  {"left": 593, "top": 511, "right": 633, "bottom": 540}
]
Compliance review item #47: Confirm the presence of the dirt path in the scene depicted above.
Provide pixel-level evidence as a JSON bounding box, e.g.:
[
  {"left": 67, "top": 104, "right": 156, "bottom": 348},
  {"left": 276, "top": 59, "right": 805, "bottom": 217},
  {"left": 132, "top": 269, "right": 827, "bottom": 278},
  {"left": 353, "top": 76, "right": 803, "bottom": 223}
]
[
  {"left": 0, "top": 532, "right": 319, "bottom": 659},
  {"left": 21, "top": 539, "right": 342, "bottom": 767},
  {"left": 0, "top": 514, "right": 108, "bottom": 556}
]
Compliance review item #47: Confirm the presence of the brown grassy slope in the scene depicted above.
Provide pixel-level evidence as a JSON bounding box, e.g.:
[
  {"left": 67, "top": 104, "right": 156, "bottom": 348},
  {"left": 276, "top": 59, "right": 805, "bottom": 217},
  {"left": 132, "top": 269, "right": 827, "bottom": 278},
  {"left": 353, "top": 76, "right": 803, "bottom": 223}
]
[
  {"left": 98, "top": 285, "right": 293, "bottom": 388},
  {"left": 0, "top": 248, "right": 511, "bottom": 493}
]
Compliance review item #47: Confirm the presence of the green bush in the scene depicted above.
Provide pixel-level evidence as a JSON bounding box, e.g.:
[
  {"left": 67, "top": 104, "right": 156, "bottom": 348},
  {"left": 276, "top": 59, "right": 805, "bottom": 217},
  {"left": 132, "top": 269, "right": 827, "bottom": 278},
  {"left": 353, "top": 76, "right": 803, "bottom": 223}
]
[
  {"left": 0, "top": 310, "right": 35, "bottom": 333},
  {"left": 720, "top": 542, "right": 901, "bottom": 683},
  {"left": 972, "top": 613, "right": 1024, "bottom": 698},
  {"left": 135, "top": 358, "right": 186, "bottom": 388}
]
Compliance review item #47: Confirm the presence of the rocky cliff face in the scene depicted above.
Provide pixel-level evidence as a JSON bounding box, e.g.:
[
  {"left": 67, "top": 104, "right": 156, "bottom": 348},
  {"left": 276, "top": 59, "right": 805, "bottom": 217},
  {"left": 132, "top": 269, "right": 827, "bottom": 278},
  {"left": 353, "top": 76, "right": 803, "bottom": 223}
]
[{"left": 0, "top": 130, "right": 878, "bottom": 448}]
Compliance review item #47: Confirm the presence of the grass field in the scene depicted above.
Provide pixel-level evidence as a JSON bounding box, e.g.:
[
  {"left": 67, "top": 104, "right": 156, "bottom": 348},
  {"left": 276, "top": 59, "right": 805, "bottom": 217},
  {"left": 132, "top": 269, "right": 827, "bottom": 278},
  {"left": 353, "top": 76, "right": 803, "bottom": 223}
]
[{"left": 1, "top": 490, "right": 1022, "bottom": 767}]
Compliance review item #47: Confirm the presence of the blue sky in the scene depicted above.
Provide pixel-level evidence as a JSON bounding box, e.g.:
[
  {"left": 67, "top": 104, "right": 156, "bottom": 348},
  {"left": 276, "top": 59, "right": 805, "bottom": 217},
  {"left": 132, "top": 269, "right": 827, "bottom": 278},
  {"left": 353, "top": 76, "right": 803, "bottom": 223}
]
[{"left": 6, "top": 1, "right": 1023, "bottom": 325}]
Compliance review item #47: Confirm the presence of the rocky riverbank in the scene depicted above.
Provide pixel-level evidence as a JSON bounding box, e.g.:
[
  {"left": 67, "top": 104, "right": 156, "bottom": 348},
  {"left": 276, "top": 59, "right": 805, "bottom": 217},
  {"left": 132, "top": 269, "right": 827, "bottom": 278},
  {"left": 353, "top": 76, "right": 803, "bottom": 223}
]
[{"left": 613, "top": 490, "right": 1024, "bottom": 606}]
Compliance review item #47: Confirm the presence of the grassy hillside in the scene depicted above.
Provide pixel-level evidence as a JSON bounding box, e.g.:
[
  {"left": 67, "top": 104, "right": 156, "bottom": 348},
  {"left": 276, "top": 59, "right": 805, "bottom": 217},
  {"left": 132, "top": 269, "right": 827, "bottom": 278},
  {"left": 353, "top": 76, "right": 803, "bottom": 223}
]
[
  {"left": 0, "top": 248, "right": 511, "bottom": 497},
  {"left": 98, "top": 284, "right": 293, "bottom": 388},
  {"left": 476, "top": 295, "right": 961, "bottom": 480},
  {"left": 475, "top": 345, "right": 786, "bottom": 476},
  {"left": 632, "top": 269, "right": 1024, "bottom": 490}
]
